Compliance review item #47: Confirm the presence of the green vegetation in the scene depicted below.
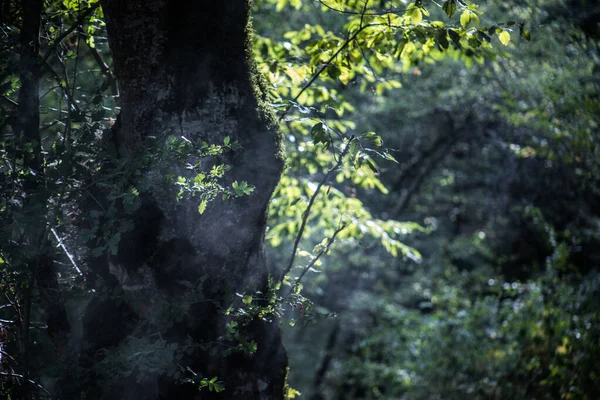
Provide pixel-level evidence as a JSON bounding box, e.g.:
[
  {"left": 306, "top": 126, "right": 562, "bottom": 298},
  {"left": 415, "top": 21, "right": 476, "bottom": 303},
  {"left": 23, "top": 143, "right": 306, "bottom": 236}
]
[
  {"left": 254, "top": 0, "right": 600, "bottom": 398},
  {"left": 1, "top": 0, "right": 598, "bottom": 398}
]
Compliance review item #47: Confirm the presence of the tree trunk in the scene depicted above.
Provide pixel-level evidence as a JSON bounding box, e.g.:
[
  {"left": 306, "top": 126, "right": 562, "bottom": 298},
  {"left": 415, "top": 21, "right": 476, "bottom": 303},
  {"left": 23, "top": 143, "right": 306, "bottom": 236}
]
[{"left": 79, "top": 1, "right": 288, "bottom": 398}]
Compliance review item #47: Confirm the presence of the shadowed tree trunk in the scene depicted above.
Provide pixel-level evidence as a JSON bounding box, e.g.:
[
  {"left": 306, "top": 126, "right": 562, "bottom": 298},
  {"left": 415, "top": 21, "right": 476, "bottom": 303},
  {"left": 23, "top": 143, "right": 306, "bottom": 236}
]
[{"left": 77, "top": 1, "right": 288, "bottom": 398}]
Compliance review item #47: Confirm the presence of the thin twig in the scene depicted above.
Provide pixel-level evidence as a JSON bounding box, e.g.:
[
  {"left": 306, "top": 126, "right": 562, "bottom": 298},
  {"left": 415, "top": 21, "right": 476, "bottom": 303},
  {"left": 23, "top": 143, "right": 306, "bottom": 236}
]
[
  {"left": 0, "top": 371, "right": 51, "bottom": 395},
  {"left": 284, "top": 222, "right": 348, "bottom": 298},
  {"left": 70, "top": 25, "right": 81, "bottom": 101},
  {"left": 84, "top": 190, "right": 107, "bottom": 212},
  {"left": 50, "top": 227, "right": 82, "bottom": 276},
  {"left": 359, "top": 0, "right": 370, "bottom": 29},
  {"left": 1, "top": 95, "right": 18, "bottom": 109},
  {"left": 316, "top": 0, "right": 409, "bottom": 16},
  {"left": 41, "top": 61, "right": 80, "bottom": 112}
]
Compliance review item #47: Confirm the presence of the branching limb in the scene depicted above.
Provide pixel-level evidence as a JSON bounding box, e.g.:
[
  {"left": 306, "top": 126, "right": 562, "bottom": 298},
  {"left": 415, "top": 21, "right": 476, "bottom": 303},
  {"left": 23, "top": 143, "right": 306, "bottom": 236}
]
[
  {"left": 285, "top": 221, "right": 348, "bottom": 299},
  {"left": 278, "top": 25, "right": 370, "bottom": 121},
  {"left": 279, "top": 136, "right": 355, "bottom": 282}
]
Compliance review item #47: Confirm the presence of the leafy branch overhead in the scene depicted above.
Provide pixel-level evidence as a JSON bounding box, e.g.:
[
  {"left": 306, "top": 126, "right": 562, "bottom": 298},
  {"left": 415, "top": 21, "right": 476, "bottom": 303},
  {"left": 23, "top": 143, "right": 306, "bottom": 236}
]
[
  {"left": 256, "top": 0, "right": 524, "bottom": 279},
  {"left": 257, "top": 0, "right": 528, "bottom": 110}
]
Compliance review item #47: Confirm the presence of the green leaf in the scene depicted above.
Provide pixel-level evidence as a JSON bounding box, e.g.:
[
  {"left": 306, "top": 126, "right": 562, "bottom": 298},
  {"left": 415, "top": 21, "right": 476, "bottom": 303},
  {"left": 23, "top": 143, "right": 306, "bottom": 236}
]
[
  {"left": 349, "top": 140, "right": 360, "bottom": 158},
  {"left": 242, "top": 295, "right": 253, "bottom": 305},
  {"left": 410, "top": 8, "right": 422, "bottom": 25},
  {"left": 327, "top": 64, "right": 341, "bottom": 80},
  {"left": 198, "top": 200, "right": 208, "bottom": 215},
  {"left": 460, "top": 11, "right": 471, "bottom": 28},
  {"left": 91, "top": 246, "right": 106, "bottom": 258},
  {"left": 362, "top": 132, "right": 383, "bottom": 147},
  {"left": 366, "top": 158, "right": 379, "bottom": 174},
  {"left": 499, "top": 30, "right": 510, "bottom": 46},
  {"left": 232, "top": 181, "right": 255, "bottom": 196},
  {"left": 212, "top": 382, "right": 225, "bottom": 392},
  {"left": 442, "top": 0, "right": 456, "bottom": 18},
  {"left": 311, "top": 122, "right": 331, "bottom": 148},
  {"left": 476, "top": 30, "right": 492, "bottom": 43},
  {"left": 448, "top": 29, "right": 461, "bottom": 48},
  {"left": 194, "top": 173, "right": 206, "bottom": 186},
  {"left": 519, "top": 24, "right": 531, "bottom": 41},
  {"left": 437, "top": 30, "right": 449, "bottom": 50},
  {"left": 468, "top": 37, "right": 481, "bottom": 48},
  {"left": 297, "top": 250, "right": 312, "bottom": 257},
  {"left": 108, "top": 232, "right": 121, "bottom": 256},
  {"left": 287, "top": 387, "right": 301, "bottom": 399},
  {"left": 382, "top": 152, "right": 399, "bottom": 163}
]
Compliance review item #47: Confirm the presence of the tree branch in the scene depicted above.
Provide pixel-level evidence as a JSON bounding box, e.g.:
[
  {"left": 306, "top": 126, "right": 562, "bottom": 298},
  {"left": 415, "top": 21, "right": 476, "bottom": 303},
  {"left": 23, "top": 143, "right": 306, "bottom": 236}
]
[
  {"left": 280, "top": 137, "right": 354, "bottom": 282},
  {"left": 285, "top": 222, "right": 348, "bottom": 298},
  {"left": 1, "top": 95, "right": 17, "bottom": 109},
  {"left": 83, "top": 31, "right": 119, "bottom": 95},
  {"left": 279, "top": 25, "right": 370, "bottom": 121}
]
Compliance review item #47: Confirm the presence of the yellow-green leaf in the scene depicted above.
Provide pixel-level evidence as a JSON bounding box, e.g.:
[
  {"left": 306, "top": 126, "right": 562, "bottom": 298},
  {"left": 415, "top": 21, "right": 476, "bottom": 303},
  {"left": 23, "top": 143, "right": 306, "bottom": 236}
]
[
  {"left": 499, "top": 30, "right": 511, "bottom": 46},
  {"left": 287, "top": 387, "right": 301, "bottom": 399},
  {"left": 410, "top": 8, "right": 423, "bottom": 25},
  {"left": 297, "top": 250, "right": 312, "bottom": 258},
  {"left": 197, "top": 200, "right": 207, "bottom": 215},
  {"left": 460, "top": 11, "right": 471, "bottom": 28}
]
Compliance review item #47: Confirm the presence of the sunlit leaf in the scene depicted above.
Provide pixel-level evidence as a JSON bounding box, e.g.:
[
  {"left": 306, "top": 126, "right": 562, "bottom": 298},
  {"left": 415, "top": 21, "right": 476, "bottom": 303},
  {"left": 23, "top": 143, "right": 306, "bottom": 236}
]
[{"left": 499, "top": 30, "right": 510, "bottom": 46}]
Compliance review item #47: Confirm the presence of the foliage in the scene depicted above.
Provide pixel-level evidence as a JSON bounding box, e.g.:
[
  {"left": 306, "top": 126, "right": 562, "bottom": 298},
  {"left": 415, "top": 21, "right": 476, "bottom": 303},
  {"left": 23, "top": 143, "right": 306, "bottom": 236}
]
[
  {"left": 327, "top": 267, "right": 600, "bottom": 399},
  {"left": 253, "top": 0, "right": 513, "bottom": 301},
  {"left": 256, "top": 0, "right": 600, "bottom": 399}
]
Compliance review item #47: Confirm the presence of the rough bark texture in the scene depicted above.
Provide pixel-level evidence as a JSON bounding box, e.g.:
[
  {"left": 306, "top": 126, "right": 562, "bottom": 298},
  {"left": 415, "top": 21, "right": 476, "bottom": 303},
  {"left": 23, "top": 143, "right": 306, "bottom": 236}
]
[{"left": 78, "top": 1, "right": 288, "bottom": 398}]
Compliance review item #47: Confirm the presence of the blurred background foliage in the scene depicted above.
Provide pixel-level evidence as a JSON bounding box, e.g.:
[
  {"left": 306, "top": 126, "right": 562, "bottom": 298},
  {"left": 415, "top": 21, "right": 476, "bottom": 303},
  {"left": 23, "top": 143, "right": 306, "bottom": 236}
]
[{"left": 253, "top": 0, "right": 600, "bottom": 399}]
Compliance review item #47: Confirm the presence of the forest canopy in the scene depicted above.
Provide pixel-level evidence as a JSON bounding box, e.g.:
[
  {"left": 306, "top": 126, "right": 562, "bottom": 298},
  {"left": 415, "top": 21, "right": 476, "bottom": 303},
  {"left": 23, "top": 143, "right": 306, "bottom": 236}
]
[{"left": 1, "top": 0, "right": 599, "bottom": 399}]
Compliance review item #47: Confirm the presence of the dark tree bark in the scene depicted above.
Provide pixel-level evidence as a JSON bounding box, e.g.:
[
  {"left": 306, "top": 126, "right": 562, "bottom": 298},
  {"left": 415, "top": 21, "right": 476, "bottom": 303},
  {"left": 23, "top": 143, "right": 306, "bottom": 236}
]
[{"left": 78, "top": 1, "right": 288, "bottom": 399}]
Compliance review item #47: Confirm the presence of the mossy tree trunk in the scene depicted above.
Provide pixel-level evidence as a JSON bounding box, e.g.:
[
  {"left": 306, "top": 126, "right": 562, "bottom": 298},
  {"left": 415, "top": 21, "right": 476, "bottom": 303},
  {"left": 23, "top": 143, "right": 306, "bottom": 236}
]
[{"left": 79, "top": 1, "right": 288, "bottom": 398}]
